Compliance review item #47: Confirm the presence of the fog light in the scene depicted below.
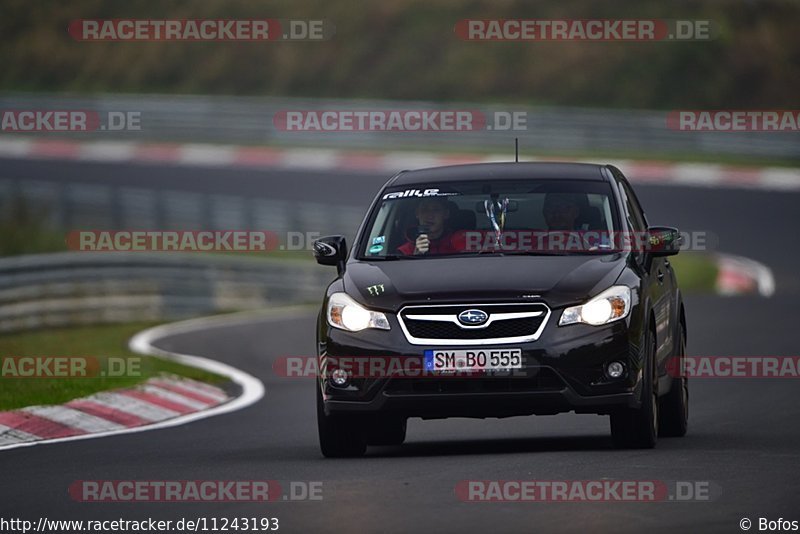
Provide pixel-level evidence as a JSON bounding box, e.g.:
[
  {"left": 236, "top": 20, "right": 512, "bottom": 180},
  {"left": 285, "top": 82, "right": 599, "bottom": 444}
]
[
  {"left": 606, "top": 361, "right": 625, "bottom": 379},
  {"left": 330, "top": 368, "right": 350, "bottom": 387}
]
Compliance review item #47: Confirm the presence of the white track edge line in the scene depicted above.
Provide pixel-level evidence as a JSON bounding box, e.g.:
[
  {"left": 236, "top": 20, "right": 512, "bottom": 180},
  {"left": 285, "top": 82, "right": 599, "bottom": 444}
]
[{"left": 0, "top": 306, "right": 317, "bottom": 452}]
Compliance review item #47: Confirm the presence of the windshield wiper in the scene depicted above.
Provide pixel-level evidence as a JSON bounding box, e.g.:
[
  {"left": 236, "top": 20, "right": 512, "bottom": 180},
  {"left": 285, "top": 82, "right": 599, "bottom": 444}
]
[{"left": 502, "top": 250, "right": 572, "bottom": 256}]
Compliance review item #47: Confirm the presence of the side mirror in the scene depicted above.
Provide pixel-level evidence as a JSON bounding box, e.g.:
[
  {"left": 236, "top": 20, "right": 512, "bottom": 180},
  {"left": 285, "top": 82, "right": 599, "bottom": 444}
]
[
  {"left": 646, "top": 226, "right": 681, "bottom": 257},
  {"left": 313, "top": 235, "right": 347, "bottom": 275}
]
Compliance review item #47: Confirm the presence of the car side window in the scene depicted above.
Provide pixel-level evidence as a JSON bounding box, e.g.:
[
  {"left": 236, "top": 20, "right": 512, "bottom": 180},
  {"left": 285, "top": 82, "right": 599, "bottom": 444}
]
[{"left": 617, "top": 179, "right": 647, "bottom": 233}]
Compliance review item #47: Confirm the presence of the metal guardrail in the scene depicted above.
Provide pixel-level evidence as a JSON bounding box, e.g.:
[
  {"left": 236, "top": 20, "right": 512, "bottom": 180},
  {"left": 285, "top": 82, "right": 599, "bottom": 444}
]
[
  {"left": 1, "top": 93, "right": 797, "bottom": 159},
  {"left": 0, "top": 252, "right": 331, "bottom": 333},
  {"left": 0, "top": 177, "right": 365, "bottom": 238},
  {"left": 0, "top": 166, "right": 363, "bottom": 335}
]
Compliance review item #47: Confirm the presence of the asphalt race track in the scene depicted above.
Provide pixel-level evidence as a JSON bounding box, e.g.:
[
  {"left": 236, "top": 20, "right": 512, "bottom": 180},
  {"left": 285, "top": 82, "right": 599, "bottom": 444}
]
[{"left": 3, "top": 157, "right": 800, "bottom": 533}]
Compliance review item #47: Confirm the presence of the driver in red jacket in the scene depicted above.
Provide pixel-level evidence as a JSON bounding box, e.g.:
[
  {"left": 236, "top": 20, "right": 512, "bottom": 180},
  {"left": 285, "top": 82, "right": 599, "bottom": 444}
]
[{"left": 397, "top": 197, "right": 463, "bottom": 255}]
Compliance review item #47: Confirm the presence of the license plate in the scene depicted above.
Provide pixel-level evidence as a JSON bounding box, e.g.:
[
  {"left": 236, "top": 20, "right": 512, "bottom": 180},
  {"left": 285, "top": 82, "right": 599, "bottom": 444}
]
[{"left": 424, "top": 349, "right": 523, "bottom": 372}]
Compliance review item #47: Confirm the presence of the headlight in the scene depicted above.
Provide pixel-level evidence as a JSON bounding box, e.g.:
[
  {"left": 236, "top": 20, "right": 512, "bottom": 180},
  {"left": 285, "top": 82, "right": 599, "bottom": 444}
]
[
  {"left": 559, "top": 286, "right": 631, "bottom": 327},
  {"left": 327, "top": 292, "right": 390, "bottom": 332}
]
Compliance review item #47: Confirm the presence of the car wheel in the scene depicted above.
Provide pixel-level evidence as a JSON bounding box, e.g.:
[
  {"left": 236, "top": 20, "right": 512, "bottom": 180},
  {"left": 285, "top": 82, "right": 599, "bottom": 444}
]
[
  {"left": 610, "top": 328, "right": 658, "bottom": 449},
  {"left": 658, "top": 327, "right": 689, "bottom": 437},
  {"left": 316, "top": 385, "right": 367, "bottom": 458},
  {"left": 366, "top": 417, "right": 407, "bottom": 446}
]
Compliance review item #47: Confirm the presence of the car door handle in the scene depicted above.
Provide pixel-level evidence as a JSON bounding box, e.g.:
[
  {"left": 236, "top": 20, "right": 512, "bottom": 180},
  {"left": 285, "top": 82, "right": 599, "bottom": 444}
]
[{"left": 657, "top": 270, "right": 665, "bottom": 283}]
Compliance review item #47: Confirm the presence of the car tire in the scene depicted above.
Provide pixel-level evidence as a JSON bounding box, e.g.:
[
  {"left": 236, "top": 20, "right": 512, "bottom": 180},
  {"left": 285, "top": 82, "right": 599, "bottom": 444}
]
[
  {"left": 317, "top": 385, "right": 367, "bottom": 458},
  {"left": 610, "top": 328, "right": 658, "bottom": 449},
  {"left": 658, "top": 327, "right": 689, "bottom": 437},
  {"left": 366, "top": 417, "right": 407, "bottom": 446}
]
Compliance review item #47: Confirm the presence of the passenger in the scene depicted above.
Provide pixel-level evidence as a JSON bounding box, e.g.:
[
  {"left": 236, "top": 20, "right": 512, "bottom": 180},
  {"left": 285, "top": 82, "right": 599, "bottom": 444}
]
[{"left": 542, "top": 192, "right": 582, "bottom": 231}]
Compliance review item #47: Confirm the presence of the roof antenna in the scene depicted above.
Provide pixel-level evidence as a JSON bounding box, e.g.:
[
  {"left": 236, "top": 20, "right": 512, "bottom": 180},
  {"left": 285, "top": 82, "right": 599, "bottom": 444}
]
[{"left": 515, "top": 137, "right": 519, "bottom": 163}]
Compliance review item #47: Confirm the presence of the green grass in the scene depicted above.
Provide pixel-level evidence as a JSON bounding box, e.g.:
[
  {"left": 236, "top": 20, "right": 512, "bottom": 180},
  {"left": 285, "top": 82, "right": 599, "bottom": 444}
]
[
  {"left": 204, "top": 248, "right": 315, "bottom": 262},
  {"left": 0, "top": 201, "right": 68, "bottom": 257},
  {"left": 0, "top": 196, "right": 322, "bottom": 260},
  {"left": 670, "top": 252, "right": 719, "bottom": 293},
  {"left": 0, "top": 322, "right": 227, "bottom": 411}
]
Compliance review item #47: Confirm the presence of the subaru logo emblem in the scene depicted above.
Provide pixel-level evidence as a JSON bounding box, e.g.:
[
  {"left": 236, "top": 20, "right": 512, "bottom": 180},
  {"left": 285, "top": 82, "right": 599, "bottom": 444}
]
[
  {"left": 458, "top": 309, "right": 489, "bottom": 326},
  {"left": 313, "top": 241, "right": 336, "bottom": 257}
]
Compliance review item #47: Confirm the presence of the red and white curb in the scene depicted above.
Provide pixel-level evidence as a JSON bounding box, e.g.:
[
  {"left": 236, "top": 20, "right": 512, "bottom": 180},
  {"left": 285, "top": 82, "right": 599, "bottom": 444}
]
[
  {"left": 1, "top": 136, "right": 799, "bottom": 191},
  {"left": 0, "top": 376, "right": 230, "bottom": 448},
  {"left": 715, "top": 253, "right": 776, "bottom": 297},
  {"left": 0, "top": 309, "right": 294, "bottom": 451}
]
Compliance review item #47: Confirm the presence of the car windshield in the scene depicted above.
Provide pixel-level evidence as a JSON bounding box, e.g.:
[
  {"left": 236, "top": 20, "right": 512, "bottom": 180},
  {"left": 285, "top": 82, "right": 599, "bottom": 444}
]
[{"left": 358, "top": 179, "right": 621, "bottom": 259}]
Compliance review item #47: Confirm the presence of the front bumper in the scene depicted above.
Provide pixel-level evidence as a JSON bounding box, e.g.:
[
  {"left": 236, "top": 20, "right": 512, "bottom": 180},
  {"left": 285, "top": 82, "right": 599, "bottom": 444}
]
[
  {"left": 325, "top": 388, "right": 639, "bottom": 418},
  {"left": 319, "top": 312, "right": 643, "bottom": 419}
]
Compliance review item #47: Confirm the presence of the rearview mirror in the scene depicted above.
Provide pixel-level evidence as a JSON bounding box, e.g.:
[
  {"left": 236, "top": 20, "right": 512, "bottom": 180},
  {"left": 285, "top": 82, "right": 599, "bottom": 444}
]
[
  {"left": 313, "top": 235, "right": 347, "bottom": 274},
  {"left": 646, "top": 226, "right": 681, "bottom": 257},
  {"left": 475, "top": 200, "right": 519, "bottom": 213}
]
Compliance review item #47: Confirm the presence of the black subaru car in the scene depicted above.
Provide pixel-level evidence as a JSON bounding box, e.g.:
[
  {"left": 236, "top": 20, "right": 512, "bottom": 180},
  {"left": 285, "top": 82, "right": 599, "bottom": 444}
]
[{"left": 313, "top": 162, "right": 688, "bottom": 457}]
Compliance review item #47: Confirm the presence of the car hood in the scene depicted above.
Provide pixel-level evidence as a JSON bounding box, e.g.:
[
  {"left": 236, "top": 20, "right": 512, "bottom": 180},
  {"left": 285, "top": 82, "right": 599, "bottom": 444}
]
[{"left": 343, "top": 254, "right": 628, "bottom": 311}]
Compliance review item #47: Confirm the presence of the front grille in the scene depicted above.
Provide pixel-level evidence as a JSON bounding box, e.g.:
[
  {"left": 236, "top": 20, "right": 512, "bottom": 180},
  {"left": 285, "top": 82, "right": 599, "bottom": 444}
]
[
  {"left": 398, "top": 302, "right": 550, "bottom": 345},
  {"left": 404, "top": 317, "right": 542, "bottom": 340},
  {"left": 384, "top": 368, "right": 564, "bottom": 395}
]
